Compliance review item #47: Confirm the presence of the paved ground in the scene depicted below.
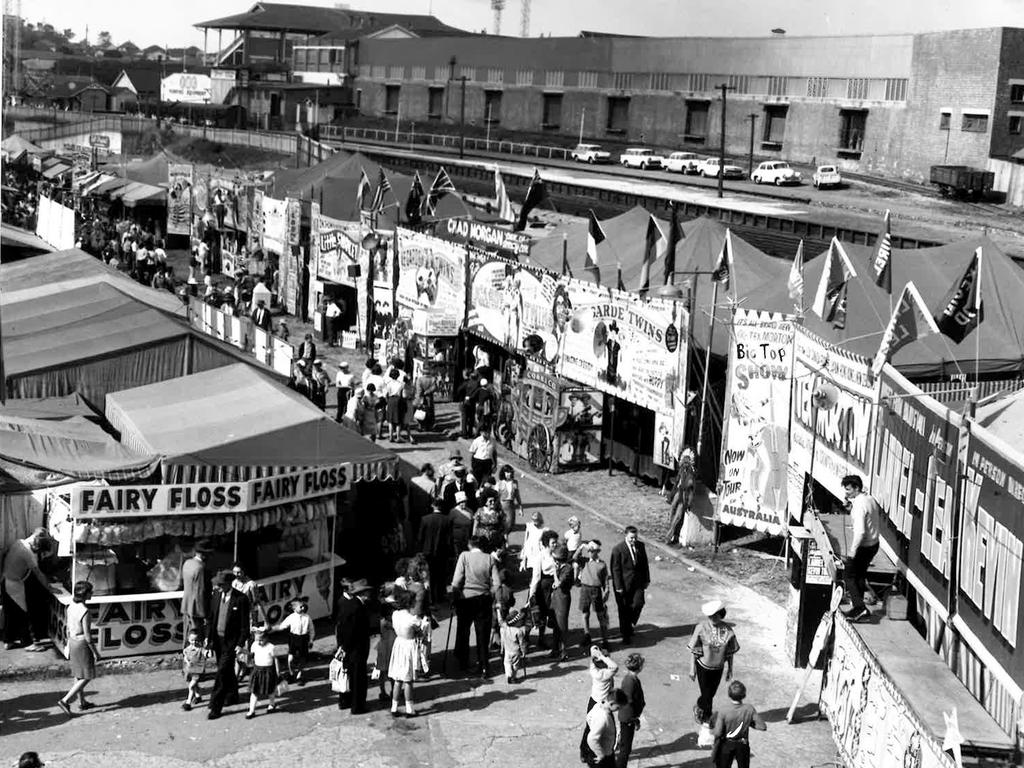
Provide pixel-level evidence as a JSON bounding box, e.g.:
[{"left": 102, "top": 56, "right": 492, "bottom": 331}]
[{"left": 0, "top": 403, "right": 839, "bottom": 768}]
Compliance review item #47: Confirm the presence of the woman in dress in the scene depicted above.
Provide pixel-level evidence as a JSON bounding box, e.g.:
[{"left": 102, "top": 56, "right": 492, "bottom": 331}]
[
  {"left": 384, "top": 368, "right": 406, "bottom": 442},
  {"left": 413, "top": 365, "right": 438, "bottom": 432},
  {"left": 549, "top": 544, "right": 574, "bottom": 661},
  {"left": 472, "top": 495, "right": 507, "bottom": 557},
  {"left": 246, "top": 625, "right": 279, "bottom": 718},
  {"left": 355, "top": 384, "right": 380, "bottom": 440},
  {"left": 497, "top": 465, "right": 523, "bottom": 536},
  {"left": 57, "top": 581, "right": 99, "bottom": 716},
  {"left": 376, "top": 583, "right": 398, "bottom": 704},
  {"left": 388, "top": 588, "right": 428, "bottom": 717}
]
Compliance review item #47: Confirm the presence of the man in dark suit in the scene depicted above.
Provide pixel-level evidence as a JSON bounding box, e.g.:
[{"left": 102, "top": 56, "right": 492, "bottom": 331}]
[
  {"left": 441, "top": 466, "right": 478, "bottom": 513},
  {"left": 180, "top": 539, "right": 211, "bottom": 647},
  {"left": 206, "top": 569, "right": 252, "bottom": 719},
  {"left": 609, "top": 526, "right": 650, "bottom": 644},
  {"left": 417, "top": 502, "right": 454, "bottom": 603},
  {"left": 252, "top": 299, "right": 272, "bottom": 332},
  {"left": 335, "top": 579, "right": 373, "bottom": 714}
]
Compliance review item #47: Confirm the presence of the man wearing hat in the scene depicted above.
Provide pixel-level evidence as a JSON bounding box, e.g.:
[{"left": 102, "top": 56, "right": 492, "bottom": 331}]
[
  {"left": 310, "top": 359, "right": 331, "bottom": 410},
  {"left": 180, "top": 539, "right": 212, "bottom": 648},
  {"left": 335, "top": 579, "right": 374, "bottom": 714},
  {"left": 206, "top": 569, "right": 252, "bottom": 720},
  {"left": 687, "top": 599, "right": 739, "bottom": 725},
  {"left": 441, "top": 464, "right": 478, "bottom": 514},
  {"left": 252, "top": 298, "right": 272, "bottom": 332},
  {"left": 334, "top": 361, "right": 355, "bottom": 422}
]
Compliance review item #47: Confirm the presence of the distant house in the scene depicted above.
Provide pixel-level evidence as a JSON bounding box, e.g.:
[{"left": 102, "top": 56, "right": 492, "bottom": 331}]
[
  {"left": 109, "top": 68, "right": 162, "bottom": 109},
  {"left": 117, "top": 41, "right": 140, "bottom": 55},
  {"left": 142, "top": 45, "right": 166, "bottom": 61},
  {"left": 21, "top": 74, "right": 108, "bottom": 110}
]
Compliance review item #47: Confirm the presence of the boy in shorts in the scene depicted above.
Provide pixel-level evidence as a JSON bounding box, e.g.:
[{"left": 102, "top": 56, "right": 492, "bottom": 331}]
[
  {"left": 579, "top": 540, "right": 610, "bottom": 648},
  {"left": 181, "top": 628, "right": 211, "bottom": 710}
]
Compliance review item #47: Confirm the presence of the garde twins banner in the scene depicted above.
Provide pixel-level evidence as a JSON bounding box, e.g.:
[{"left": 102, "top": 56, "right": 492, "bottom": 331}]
[
  {"left": 396, "top": 228, "right": 466, "bottom": 336},
  {"left": 717, "top": 310, "right": 795, "bottom": 534}
]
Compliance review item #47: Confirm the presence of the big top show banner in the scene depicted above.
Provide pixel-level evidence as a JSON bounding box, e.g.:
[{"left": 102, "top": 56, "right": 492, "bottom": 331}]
[
  {"left": 716, "top": 309, "right": 795, "bottom": 534},
  {"left": 395, "top": 228, "right": 466, "bottom": 336},
  {"left": 556, "top": 285, "right": 689, "bottom": 416}
]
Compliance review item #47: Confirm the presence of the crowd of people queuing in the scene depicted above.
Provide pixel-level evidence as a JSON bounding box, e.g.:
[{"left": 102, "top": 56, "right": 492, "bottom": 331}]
[{"left": 2, "top": 166, "right": 44, "bottom": 229}]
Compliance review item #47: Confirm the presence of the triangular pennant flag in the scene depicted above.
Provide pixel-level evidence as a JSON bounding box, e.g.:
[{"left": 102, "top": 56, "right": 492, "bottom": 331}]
[
  {"left": 811, "top": 237, "right": 857, "bottom": 325},
  {"left": 355, "top": 168, "right": 371, "bottom": 213},
  {"left": 788, "top": 239, "right": 805, "bottom": 315},
  {"left": 617, "top": 262, "right": 626, "bottom": 291},
  {"left": 872, "top": 281, "right": 941, "bottom": 374},
  {"left": 872, "top": 209, "right": 892, "bottom": 294},
  {"left": 405, "top": 171, "right": 425, "bottom": 225},
  {"left": 369, "top": 167, "right": 392, "bottom": 214},
  {"left": 934, "top": 246, "right": 983, "bottom": 343},
  {"left": 494, "top": 167, "right": 515, "bottom": 224},
  {"left": 711, "top": 229, "right": 734, "bottom": 290},
  {"left": 425, "top": 166, "right": 456, "bottom": 215},
  {"left": 515, "top": 168, "right": 547, "bottom": 232},
  {"left": 585, "top": 209, "right": 605, "bottom": 285},
  {"left": 561, "top": 232, "right": 572, "bottom": 278},
  {"left": 942, "top": 708, "right": 965, "bottom": 768},
  {"left": 663, "top": 205, "right": 682, "bottom": 285},
  {"left": 639, "top": 214, "right": 665, "bottom": 294}
]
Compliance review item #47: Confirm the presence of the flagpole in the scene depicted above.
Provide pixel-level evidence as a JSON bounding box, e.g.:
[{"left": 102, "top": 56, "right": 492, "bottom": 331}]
[
  {"left": 974, "top": 247, "right": 982, "bottom": 387},
  {"left": 695, "top": 279, "right": 719, "bottom": 465}
]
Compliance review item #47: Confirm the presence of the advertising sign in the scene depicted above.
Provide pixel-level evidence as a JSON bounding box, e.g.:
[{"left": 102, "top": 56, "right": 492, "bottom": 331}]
[
  {"left": 716, "top": 310, "right": 795, "bottom": 534},
  {"left": 821, "top": 615, "right": 956, "bottom": 768},
  {"left": 790, "top": 327, "right": 875, "bottom": 499},
  {"left": 166, "top": 163, "right": 193, "bottom": 236},
  {"left": 249, "top": 189, "right": 264, "bottom": 252},
  {"left": 372, "top": 279, "right": 395, "bottom": 347},
  {"left": 557, "top": 287, "right": 688, "bottom": 415},
  {"left": 313, "top": 209, "right": 366, "bottom": 289},
  {"left": 286, "top": 197, "right": 302, "bottom": 246},
  {"left": 262, "top": 196, "right": 288, "bottom": 254},
  {"left": 396, "top": 228, "right": 466, "bottom": 337},
  {"left": 434, "top": 217, "right": 531, "bottom": 258},
  {"left": 160, "top": 72, "right": 213, "bottom": 104},
  {"left": 88, "top": 134, "right": 110, "bottom": 149}
]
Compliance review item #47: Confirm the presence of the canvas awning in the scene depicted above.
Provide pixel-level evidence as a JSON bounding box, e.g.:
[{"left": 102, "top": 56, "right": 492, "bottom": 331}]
[
  {"left": 80, "top": 173, "right": 119, "bottom": 196},
  {"left": 104, "top": 364, "right": 400, "bottom": 484},
  {"left": 121, "top": 182, "right": 167, "bottom": 207},
  {"left": 89, "top": 177, "right": 133, "bottom": 196},
  {"left": 42, "top": 162, "right": 73, "bottom": 179}
]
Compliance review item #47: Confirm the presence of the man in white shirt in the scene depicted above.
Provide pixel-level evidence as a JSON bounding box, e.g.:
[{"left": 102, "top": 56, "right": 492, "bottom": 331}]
[
  {"left": 585, "top": 686, "right": 626, "bottom": 767},
  {"left": 841, "top": 474, "right": 881, "bottom": 622},
  {"left": 450, "top": 536, "right": 500, "bottom": 676},
  {"left": 325, "top": 298, "right": 344, "bottom": 346},
  {"left": 334, "top": 361, "right": 355, "bottom": 422}
]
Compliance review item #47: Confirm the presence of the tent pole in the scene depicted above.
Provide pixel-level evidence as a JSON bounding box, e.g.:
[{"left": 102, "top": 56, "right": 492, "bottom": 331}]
[
  {"left": 695, "top": 279, "right": 719, "bottom": 467},
  {"left": 233, "top": 512, "right": 239, "bottom": 562}
]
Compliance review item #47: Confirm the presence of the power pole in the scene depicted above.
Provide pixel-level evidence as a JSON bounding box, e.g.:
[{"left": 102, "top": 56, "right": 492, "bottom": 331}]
[
  {"left": 747, "top": 113, "right": 758, "bottom": 177},
  {"left": 717, "top": 83, "right": 735, "bottom": 199}
]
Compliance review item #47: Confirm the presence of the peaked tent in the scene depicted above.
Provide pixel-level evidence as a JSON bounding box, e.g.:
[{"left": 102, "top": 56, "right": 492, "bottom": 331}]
[
  {"left": 976, "top": 389, "right": 1024, "bottom": 446},
  {"left": 1, "top": 134, "right": 47, "bottom": 162}
]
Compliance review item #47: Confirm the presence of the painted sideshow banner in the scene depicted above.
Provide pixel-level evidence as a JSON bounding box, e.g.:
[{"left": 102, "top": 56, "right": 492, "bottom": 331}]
[
  {"left": 262, "top": 195, "right": 288, "bottom": 254},
  {"left": 872, "top": 366, "right": 962, "bottom": 607},
  {"left": 821, "top": 615, "right": 956, "bottom": 768},
  {"left": 395, "top": 228, "right": 465, "bottom": 336},
  {"left": 249, "top": 189, "right": 264, "bottom": 253},
  {"left": 717, "top": 310, "right": 795, "bottom": 534},
  {"left": 557, "top": 286, "right": 688, "bottom": 416},
  {"left": 434, "top": 217, "right": 531, "bottom": 258},
  {"left": 166, "top": 164, "right": 193, "bottom": 235},
  {"left": 466, "top": 251, "right": 556, "bottom": 358},
  {"left": 372, "top": 279, "right": 395, "bottom": 350},
  {"left": 790, "top": 326, "right": 875, "bottom": 500},
  {"left": 312, "top": 208, "right": 367, "bottom": 289},
  {"left": 286, "top": 197, "right": 302, "bottom": 246},
  {"left": 191, "top": 169, "right": 248, "bottom": 231}
]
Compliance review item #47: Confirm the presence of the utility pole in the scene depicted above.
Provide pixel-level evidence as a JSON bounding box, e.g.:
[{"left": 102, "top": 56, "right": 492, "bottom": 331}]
[
  {"left": 747, "top": 113, "right": 758, "bottom": 177},
  {"left": 717, "top": 84, "right": 735, "bottom": 199}
]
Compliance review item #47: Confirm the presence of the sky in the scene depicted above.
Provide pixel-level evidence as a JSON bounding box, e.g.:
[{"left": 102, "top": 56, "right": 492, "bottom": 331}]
[{"left": 20, "top": 0, "right": 1024, "bottom": 50}]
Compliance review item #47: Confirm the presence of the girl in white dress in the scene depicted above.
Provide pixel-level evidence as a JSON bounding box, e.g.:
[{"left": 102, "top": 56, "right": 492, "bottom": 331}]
[{"left": 388, "top": 589, "right": 428, "bottom": 717}]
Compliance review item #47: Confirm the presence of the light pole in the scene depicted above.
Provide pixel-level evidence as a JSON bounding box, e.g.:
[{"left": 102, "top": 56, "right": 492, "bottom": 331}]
[
  {"left": 747, "top": 113, "right": 758, "bottom": 177},
  {"left": 716, "top": 84, "right": 735, "bottom": 199},
  {"left": 447, "top": 56, "right": 468, "bottom": 159}
]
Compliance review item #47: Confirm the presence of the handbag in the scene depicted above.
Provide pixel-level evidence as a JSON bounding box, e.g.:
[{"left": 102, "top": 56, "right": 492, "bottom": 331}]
[
  {"left": 329, "top": 653, "right": 350, "bottom": 693},
  {"left": 413, "top": 408, "right": 427, "bottom": 422},
  {"left": 697, "top": 722, "right": 716, "bottom": 748}
]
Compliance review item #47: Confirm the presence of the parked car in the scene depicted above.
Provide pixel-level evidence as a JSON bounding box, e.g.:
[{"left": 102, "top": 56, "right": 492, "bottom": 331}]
[
  {"left": 620, "top": 147, "right": 664, "bottom": 170},
  {"left": 751, "top": 161, "right": 802, "bottom": 186},
  {"left": 697, "top": 157, "right": 745, "bottom": 179},
  {"left": 664, "top": 151, "right": 702, "bottom": 174},
  {"left": 812, "top": 165, "right": 843, "bottom": 189},
  {"left": 570, "top": 143, "right": 612, "bottom": 164}
]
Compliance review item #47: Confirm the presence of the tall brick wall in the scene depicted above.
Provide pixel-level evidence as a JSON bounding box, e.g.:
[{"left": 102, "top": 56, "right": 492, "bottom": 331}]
[{"left": 993, "top": 28, "right": 1024, "bottom": 161}]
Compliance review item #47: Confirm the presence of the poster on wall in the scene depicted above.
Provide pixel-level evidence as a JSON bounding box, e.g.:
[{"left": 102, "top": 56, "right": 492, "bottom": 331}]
[
  {"left": 313, "top": 209, "right": 367, "bottom": 289},
  {"left": 207, "top": 170, "right": 248, "bottom": 231},
  {"left": 286, "top": 197, "right": 302, "bottom": 246},
  {"left": 372, "top": 279, "right": 395, "bottom": 349},
  {"left": 790, "top": 327, "right": 875, "bottom": 500},
  {"left": 716, "top": 310, "right": 795, "bottom": 534},
  {"left": 395, "top": 228, "right": 466, "bottom": 336},
  {"left": 821, "top": 615, "right": 956, "bottom": 768},
  {"left": 249, "top": 189, "right": 264, "bottom": 253},
  {"left": 166, "top": 164, "right": 193, "bottom": 236},
  {"left": 557, "top": 287, "right": 689, "bottom": 417},
  {"left": 262, "top": 196, "right": 288, "bottom": 254}
]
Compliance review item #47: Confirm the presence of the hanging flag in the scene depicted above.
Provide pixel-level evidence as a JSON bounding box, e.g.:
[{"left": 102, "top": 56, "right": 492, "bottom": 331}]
[
  {"left": 617, "top": 262, "right": 626, "bottom": 291},
  {"left": 811, "top": 237, "right": 857, "bottom": 327},
  {"left": 584, "top": 209, "right": 605, "bottom": 284},
  {"left": 494, "top": 167, "right": 515, "bottom": 224},
  {"left": 405, "top": 171, "right": 425, "bottom": 225},
  {"left": 871, "top": 281, "right": 941, "bottom": 374},
  {"left": 355, "top": 168, "right": 371, "bottom": 212},
  {"left": 639, "top": 214, "right": 665, "bottom": 293},
  {"left": 942, "top": 708, "right": 965, "bottom": 768},
  {"left": 369, "top": 167, "right": 392, "bottom": 214},
  {"left": 934, "top": 246, "right": 983, "bottom": 343},
  {"left": 663, "top": 207, "right": 683, "bottom": 285},
  {"left": 872, "top": 209, "right": 892, "bottom": 294},
  {"left": 711, "top": 229, "right": 734, "bottom": 290},
  {"left": 561, "top": 232, "right": 572, "bottom": 278},
  {"left": 514, "top": 168, "right": 547, "bottom": 232},
  {"left": 425, "top": 166, "right": 456, "bottom": 215},
  {"left": 788, "top": 239, "right": 805, "bottom": 314}
]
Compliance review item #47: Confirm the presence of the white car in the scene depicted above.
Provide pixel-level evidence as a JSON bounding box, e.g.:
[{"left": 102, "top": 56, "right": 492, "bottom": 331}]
[
  {"left": 664, "top": 151, "right": 701, "bottom": 174},
  {"left": 697, "top": 157, "right": 744, "bottom": 179},
  {"left": 570, "top": 143, "right": 612, "bottom": 164},
  {"left": 813, "top": 165, "right": 843, "bottom": 188},
  {"left": 751, "top": 161, "right": 802, "bottom": 186},
  {"left": 620, "top": 147, "right": 664, "bottom": 170}
]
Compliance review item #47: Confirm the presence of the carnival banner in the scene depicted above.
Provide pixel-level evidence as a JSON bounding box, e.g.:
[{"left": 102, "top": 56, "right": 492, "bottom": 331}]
[
  {"left": 372, "top": 279, "right": 395, "bottom": 348},
  {"left": 434, "top": 217, "right": 531, "bottom": 258},
  {"left": 249, "top": 189, "right": 264, "bottom": 253},
  {"left": 286, "top": 197, "right": 302, "bottom": 246},
  {"left": 395, "top": 228, "right": 466, "bottom": 336},
  {"left": 557, "top": 287, "right": 688, "bottom": 415},
  {"left": 790, "top": 327, "right": 875, "bottom": 499},
  {"left": 166, "top": 163, "right": 193, "bottom": 236},
  {"left": 262, "top": 195, "right": 288, "bottom": 254},
  {"left": 312, "top": 208, "right": 367, "bottom": 289},
  {"left": 821, "top": 615, "right": 956, "bottom": 768},
  {"left": 466, "top": 252, "right": 557, "bottom": 358},
  {"left": 716, "top": 310, "right": 795, "bottom": 534}
]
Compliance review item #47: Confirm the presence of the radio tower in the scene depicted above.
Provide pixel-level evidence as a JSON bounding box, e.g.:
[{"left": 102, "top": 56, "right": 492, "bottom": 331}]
[
  {"left": 520, "top": 0, "right": 530, "bottom": 37},
  {"left": 490, "top": 0, "right": 505, "bottom": 35}
]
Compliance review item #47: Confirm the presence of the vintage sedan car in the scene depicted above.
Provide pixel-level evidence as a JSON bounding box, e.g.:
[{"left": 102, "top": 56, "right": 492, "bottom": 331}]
[
  {"left": 620, "top": 147, "right": 664, "bottom": 170},
  {"left": 663, "top": 151, "right": 702, "bottom": 174},
  {"left": 570, "top": 143, "right": 613, "bottom": 164},
  {"left": 751, "top": 161, "right": 802, "bottom": 185},
  {"left": 812, "top": 165, "right": 843, "bottom": 188},
  {"left": 697, "top": 156, "right": 745, "bottom": 179}
]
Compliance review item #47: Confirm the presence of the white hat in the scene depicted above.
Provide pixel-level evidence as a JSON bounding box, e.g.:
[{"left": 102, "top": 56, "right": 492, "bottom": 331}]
[
  {"left": 701, "top": 599, "right": 725, "bottom": 617},
  {"left": 455, "top": 491, "right": 468, "bottom": 503}
]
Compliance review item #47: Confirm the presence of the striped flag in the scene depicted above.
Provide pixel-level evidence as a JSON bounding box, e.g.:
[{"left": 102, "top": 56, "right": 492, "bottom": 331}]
[
  {"left": 369, "top": 167, "right": 392, "bottom": 214},
  {"left": 934, "top": 246, "right": 983, "bottom": 343},
  {"left": 872, "top": 281, "right": 940, "bottom": 374},
  {"left": 873, "top": 209, "right": 892, "bottom": 294},
  {"left": 639, "top": 214, "right": 665, "bottom": 293},
  {"left": 425, "top": 166, "right": 456, "bottom": 215},
  {"left": 812, "top": 237, "right": 857, "bottom": 329},
  {"left": 585, "top": 209, "right": 605, "bottom": 285},
  {"left": 788, "top": 239, "right": 805, "bottom": 314},
  {"left": 494, "top": 168, "right": 515, "bottom": 224},
  {"left": 711, "top": 229, "right": 734, "bottom": 290},
  {"left": 355, "top": 168, "right": 371, "bottom": 212},
  {"left": 405, "top": 171, "right": 425, "bottom": 225},
  {"left": 514, "top": 168, "right": 547, "bottom": 232}
]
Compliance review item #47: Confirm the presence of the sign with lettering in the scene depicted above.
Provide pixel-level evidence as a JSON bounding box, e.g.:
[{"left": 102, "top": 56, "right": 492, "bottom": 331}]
[
  {"left": 395, "top": 228, "right": 465, "bottom": 336},
  {"left": 790, "top": 327, "right": 875, "bottom": 499},
  {"left": 434, "top": 217, "right": 531, "bottom": 258},
  {"left": 160, "top": 72, "right": 213, "bottom": 104},
  {"left": 70, "top": 465, "right": 351, "bottom": 519},
  {"left": 717, "top": 310, "right": 795, "bottom": 534},
  {"left": 557, "top": 286, "right": 688, "bottom": 415},
  {"left": 88, "top": 134, "right": 110, "bottom": 149},
  {"left": 262, "top": 196, "right": 288, "bottom": 254},
  {"left": 312, "top": 208, "right": 367, "bottom": 289}
]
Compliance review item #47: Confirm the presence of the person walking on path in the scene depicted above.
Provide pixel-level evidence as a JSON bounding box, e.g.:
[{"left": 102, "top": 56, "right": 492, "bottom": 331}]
[
  {"left": 579, "top": 541, "right": 611, "bottom": 648},
  {"left": 409, "top": 464, "right": 437, "bottom": 535},
  {"left": 549, "top": 544, "right": 574, "bottom": 661},
  {"left": 579, "top": 646, "right": 620, "bottom": 763},
  {"left": 688, "top": 599, "right": 740, "bottom": 725},
  {"left": 388, "top": 589, "right": 428, "bottom": 717},
  {"left": 448, "top": 492, "right": 475, "bottom": 554},
  {"left": 840, "top": 474, "right": 881, "bottom": 622},
  {"left": 616, "top": 653, "right": 647, "bottom": 768},
  {"left": 711, "top": 680, "right": 766, "bottom": 768},
  {"left": 56, "top": 581, "right": 99, "bottom": 717},
  {"left": 528, "top": 530, "right": 560, "bottom": 651},
  {"left": 469, "top": 427, "right": 498, "bottom": 481},
  {"left": 519, "top": 511, "right": 547, "bottom": 573},
  {"left": 206, "top": 570, "right": 252, "bottom": 720},
  {"left": 244, "top": 626, "right": 279, "bottom": 719},
  {"left": 335, "top": 579, "right": 374, "bottom": 714},
  {"left": 417, "top": 502, "right": 453, "bottom": 602},
  {"left": 586, "top": 689, "right": 628, "bottom": 768},
  {"left": 449, "top": 535, "right": 500, "bottom": 677},
  {"left": 335, "top": 361, "right": 355, "bottom": 422},
  {"left": 609, "top": 526, "right": 650, "bottom": 644},
  {"left": 413, "top": 364, "right": 438, "bottom": 431},
  {"left": 497, "top": 465, "right": 522, "bottom": 536},
  {"left": 472, "top": 495, "right": 507, "bottom": 557}
]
